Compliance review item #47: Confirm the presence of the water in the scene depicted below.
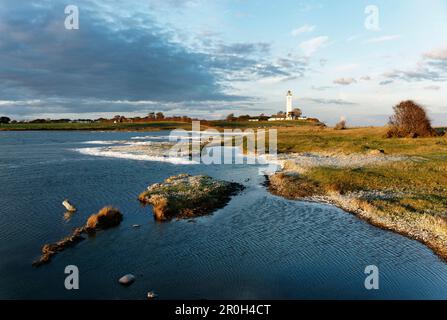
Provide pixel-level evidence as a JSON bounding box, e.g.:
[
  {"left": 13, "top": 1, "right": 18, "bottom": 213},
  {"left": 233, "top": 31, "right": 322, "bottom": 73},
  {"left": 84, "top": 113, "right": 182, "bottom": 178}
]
[{"left": 0, "top": 131, "right": 446, "bottom": 299}]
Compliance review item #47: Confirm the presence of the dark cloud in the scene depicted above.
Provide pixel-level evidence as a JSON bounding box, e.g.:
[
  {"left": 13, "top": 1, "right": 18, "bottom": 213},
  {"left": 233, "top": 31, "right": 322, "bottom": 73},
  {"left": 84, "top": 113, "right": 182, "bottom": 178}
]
[
  {"left": 0, "top": 1, "right": 310, "bottom": 118},
  {"left": 0, "top": 1, "right": 237, "bottom": 103},
  {"left": 0, "top": 1, "right": 257, "bottom": 117}
]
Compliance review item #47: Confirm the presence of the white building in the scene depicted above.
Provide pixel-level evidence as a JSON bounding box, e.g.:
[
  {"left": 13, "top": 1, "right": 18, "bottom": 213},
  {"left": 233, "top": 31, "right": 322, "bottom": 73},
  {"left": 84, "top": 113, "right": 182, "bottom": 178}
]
[
  {"left": 286, "top": 90, "right": 293, "bottom": 119},
  {"left": 267, "top": 90, "right": 304, "bottom": 121}
]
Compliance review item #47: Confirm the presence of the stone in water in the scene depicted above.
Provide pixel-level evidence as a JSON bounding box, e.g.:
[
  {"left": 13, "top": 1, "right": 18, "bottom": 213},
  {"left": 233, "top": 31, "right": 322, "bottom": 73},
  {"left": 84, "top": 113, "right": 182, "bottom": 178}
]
[{"left": 119, "top": 274, "right": 136, "bottom": 286}]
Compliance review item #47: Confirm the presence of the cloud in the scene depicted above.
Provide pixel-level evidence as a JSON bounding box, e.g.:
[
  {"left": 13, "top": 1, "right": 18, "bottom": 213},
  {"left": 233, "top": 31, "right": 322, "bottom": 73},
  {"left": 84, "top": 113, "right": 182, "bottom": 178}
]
[
  {"left": 383, "top": 69, "right": 444, "bottom": 82},
  {"left": 380, "top": 44, "right": 447, "bottom": 85},
  {"left": 311, "top": 85, "right": 333, "bottom": 91},
  {"left": 333, "top": 64, "right": 359, "bottom": 72},
  {"left": 208, "top": 54, "right": 309, "bottom": 82},
  {"left": 379, "top": 80, "right": 394, "bottom": 86},
  {"left": 208, "top": 41, "right": 309, "bottom": 81},
  {"left": 299, "top": 36, "right": 329, "bottom": 56},
  {"left": 291, "top": 24, "right": 315, "bottom": 37},
  {"left": 319, "top": 59, "right": 328, "bottom": 67},
  {"left": 0, "top": 1, "right": 240, "bottom": 106},
  {"left": 303, "top": 98, "right": 357, "bottom": 106},
  {"left": 360, "top": 76, "right": 371, "bottom": 81},
  {"left": 423, "top": 46, "right": 447, "bottom": 60},
  {"left": 0, "top": 100, "right": 41, "bottom": 106},
  {"left": 217, "top": 42, "right": 270, "bottom": 55},
  {"left": 0, "top": 1, "right": 312, "bottom": 118},
  {"left": 424, "top": 85, "right": 440, "bottom": 90},
  {"left": 365, "top": 35, "right": 401, "bottom": 44},
  {"left": 333, "top": 77, "right": 357, "bottom": 85},
  {"left": 422, "top": 45, "right": 447, "bottom": 74}
]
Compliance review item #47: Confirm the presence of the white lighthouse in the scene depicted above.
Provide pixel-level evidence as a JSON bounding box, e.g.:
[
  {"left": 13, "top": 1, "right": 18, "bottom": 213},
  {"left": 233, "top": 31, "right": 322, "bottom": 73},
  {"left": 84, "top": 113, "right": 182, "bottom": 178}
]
[{"left": 286, "top": 90, "right": 293, "bottom": 119}]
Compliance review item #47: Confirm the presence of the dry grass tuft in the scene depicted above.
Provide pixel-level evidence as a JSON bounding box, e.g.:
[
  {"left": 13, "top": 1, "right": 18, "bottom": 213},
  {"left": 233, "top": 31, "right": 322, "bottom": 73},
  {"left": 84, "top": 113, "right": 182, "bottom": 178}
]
[{"left": 85, "top": 206, "right": 123, "bottom": 231}]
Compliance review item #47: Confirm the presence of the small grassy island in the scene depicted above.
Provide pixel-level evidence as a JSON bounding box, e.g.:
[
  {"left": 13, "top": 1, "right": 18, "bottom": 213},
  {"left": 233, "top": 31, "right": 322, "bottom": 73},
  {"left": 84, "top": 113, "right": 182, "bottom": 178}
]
[{"left": 139, "top": 174, "right": 244, "bottom": 221}]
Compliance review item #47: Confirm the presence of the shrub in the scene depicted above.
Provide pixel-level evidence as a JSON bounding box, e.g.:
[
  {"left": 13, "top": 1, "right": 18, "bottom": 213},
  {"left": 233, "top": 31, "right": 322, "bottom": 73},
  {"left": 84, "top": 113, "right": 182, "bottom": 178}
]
[
  {"left": 86, "top": 207, "right": 122, "bottom": 231},
  {"left": 387, "top": 100, "right": 436, "bottom": 138},
  {"left": 226, "top": 113, "right": 236, "bottom": 122}
]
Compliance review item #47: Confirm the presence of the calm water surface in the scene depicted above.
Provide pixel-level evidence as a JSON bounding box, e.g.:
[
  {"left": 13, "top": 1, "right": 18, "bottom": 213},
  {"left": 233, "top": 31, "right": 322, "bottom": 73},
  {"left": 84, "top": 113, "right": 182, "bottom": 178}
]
[{"left": 0, "top": 131, "right": 446, "bottom": 299}]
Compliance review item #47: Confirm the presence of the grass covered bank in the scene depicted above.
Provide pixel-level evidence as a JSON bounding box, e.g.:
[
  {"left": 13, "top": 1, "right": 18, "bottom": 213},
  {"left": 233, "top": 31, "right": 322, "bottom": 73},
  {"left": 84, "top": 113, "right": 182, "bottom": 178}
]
[{"left": 269, "top": 126, "right": 447, "bottom": 261}]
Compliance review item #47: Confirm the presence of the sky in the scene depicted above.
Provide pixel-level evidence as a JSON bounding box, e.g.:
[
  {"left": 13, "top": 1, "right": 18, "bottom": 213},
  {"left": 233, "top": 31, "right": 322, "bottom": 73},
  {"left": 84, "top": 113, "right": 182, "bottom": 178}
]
[{"left": 0, "top": 0, "right": 446, "bottom": 125}]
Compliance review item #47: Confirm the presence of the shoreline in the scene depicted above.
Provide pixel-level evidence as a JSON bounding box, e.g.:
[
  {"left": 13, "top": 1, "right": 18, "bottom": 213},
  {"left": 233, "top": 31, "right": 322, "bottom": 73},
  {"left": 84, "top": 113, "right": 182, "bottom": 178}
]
[
  {"left": 67, "top": 134, "right": 447, "bottom": 263},
  {"left": 314, "top": 194, "right": 447, "bottom": 262},
  {"left": 267, "top": 167, "right": 447, "bottom": 262}
]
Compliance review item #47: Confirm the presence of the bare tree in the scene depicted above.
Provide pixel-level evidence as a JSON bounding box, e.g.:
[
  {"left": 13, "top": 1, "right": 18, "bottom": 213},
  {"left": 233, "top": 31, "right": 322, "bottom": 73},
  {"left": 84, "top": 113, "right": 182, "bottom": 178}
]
[
  {"left": 291, "top": 108, "right": 302, "bottom": 119},
  {"left": 387, "top": 100, "right": 436, "bottom": 138},
  {"left": 156, "top": 112, "right": 165, "bottom": 120}
]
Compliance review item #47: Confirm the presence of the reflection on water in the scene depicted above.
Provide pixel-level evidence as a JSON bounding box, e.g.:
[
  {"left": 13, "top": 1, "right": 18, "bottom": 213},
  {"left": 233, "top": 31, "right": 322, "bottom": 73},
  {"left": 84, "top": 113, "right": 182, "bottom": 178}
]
[
  {"left": 63, "top": 211, "right": 76, "bottom": 222},
  {"left": 0, "top": 131, "right": 446, "bottom": 300}
]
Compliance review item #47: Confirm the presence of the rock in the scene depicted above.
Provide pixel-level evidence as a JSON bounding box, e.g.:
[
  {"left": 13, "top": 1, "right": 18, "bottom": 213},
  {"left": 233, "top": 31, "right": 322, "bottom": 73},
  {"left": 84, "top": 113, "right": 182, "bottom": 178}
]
[
  {"left": 33, "top": 207, "right": 122, "bottom": 267},
  {"left": 32, "top": 227, "right": 86, "bottom": 267},
  {"left": 368, "top": 149, "right": 385, "bottom": 155},
  {"left": 118, "top": 274, "right": 136, "bottom": 286},
  {"left": 62, "top": 199, "right": 76, "bottom": 212},
  {"left": 147, "top": 291, "right": 157, "bottom": 300},
  {"left": 63, "top": 211, "right": 75, "bottom": 222},
  {"left": 139, "top": 174, "right": 244, "bottom": 221}
]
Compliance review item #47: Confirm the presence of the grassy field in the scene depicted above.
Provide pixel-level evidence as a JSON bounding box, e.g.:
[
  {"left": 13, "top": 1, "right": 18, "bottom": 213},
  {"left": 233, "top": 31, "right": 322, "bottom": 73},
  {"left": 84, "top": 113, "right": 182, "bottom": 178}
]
[
  {"left": 208, "top": 119, "right": 323, "bottom": 129},
  {"left": 275, "top": 126, "right": 447, "bottom": 154},
  {"left": 268, "top": 126, "right": 447, "bottom": 261},
  {"left": 0, "top": 119, "right": 324, "bottom": 131},
  {"left": 0, "top": 121, "right": 193, "bottom": 131}
]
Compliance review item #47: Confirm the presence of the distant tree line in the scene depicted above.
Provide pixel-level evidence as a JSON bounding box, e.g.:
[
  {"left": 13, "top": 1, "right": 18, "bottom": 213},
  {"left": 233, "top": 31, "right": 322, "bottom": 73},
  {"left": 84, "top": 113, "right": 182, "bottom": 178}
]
[
  {"left": 0, "top": 116, "right": 11, "bottom": 124},
  {"left": 2, "top": 101, "right": 440, "bottom": 139},
  {"left": 0, "top": 112, "right": 196, "bottom": 124}
]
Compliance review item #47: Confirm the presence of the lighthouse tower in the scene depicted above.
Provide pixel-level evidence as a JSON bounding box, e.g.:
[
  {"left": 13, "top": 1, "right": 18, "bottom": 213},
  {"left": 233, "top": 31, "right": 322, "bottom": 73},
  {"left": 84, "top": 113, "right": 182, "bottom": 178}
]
[{"left": 286, "top": 90, "right": 293, "bottom": 119}]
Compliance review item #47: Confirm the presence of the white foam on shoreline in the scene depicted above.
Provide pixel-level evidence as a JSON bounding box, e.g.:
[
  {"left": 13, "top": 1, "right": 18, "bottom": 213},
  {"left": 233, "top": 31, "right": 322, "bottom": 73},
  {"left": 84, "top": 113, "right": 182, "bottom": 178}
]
[
  {"left": 130, "top": 135, "right": 169, "bottom": 140},
  {"left": 74, "top": 147, "right": 197, "bottom": 165},
  {"left": 124, "top": 141, "right": 154, "bottom": 146},
  {"left": 82, "top": 140, "right": 122, "bottom": 145},
  {"left": 130, "top": 135, "right": 202, "bottom": 141},
  {"left": 130, "top": 131, "right": 249, "bottom": 141}
]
